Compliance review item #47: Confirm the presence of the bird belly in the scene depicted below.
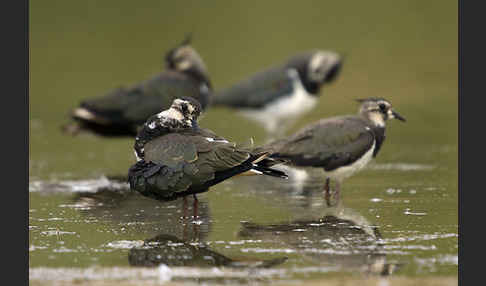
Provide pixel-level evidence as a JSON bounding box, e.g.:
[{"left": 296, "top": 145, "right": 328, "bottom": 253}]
[
  {"left": 324, "top": 141, "right": 376, "bottom": 182},
  {"left": 239, "top": 85, "right": 317, "bottom": 133}
]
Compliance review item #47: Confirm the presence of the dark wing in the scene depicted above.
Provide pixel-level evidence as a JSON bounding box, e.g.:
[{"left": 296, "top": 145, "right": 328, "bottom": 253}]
[
  {"left": 269, "top": 116, "right": 375, "bottom": 171},
  {"left": 145, "top": 133, "right": 250, "bottom": 172},
  {"left": 134, "top": 123, "right": 230, "bottom": 163},
  {"left": 178, "top": 127, "right": 228, "bottom": 141},
  {"left": 74, "top": 71, "right": 202, "bottom": 127},
  {"left": 130, "top": 133, "right": 251, "bottom": 200},
  {"left": 212, "top": 66, "right": 294, "bottom": 108}
]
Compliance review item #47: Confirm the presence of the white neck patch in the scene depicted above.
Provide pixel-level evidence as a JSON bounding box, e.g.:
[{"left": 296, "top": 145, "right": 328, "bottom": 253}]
[
  {"left": 368, "top": 112, "right": 385, "bottom": 127},
  {"left": 309, "top": 53, "right": 327, "bottom": 72}
]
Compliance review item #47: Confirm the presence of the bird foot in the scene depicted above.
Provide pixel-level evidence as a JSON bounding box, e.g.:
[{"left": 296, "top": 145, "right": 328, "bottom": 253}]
[{"left": 324, "top": 179, "right": 341, "bottom": 207}]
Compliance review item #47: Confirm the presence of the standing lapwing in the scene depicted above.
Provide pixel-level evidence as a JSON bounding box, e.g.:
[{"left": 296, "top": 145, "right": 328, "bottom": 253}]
[
  {"left": 212, "top": 50, "right": 342, "bottom": 136},
  {"left": 256, "top": 98, "right": 405, "bottom": 205},
  {"left": 62, "top": 36, "right": 212, "bottom": 137},
  {"left": 128, "top": 97, "right": 288, "bottom": 203}
]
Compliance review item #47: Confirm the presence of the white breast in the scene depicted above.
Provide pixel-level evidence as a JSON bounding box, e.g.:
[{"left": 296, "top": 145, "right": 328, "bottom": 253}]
[
  {"left": 240, "top": 69, "right": 317, "bottom": 134},
  {"left": 325, "top": 141, "right": 376, "bottom": 182}
]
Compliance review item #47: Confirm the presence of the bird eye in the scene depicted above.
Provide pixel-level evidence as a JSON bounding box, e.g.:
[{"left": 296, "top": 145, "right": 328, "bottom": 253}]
[
  {"left": 314, "top": 67, "right": 325, "bottom": 76},
  {"left": 181, "top": 104, "right": 188, "bottom": 113}
]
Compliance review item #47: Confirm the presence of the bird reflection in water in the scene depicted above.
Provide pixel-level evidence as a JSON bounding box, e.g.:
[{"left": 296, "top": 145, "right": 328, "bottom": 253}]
[
  {"left": 71, "top": 187, "right": 211, "bottom": 240},
  {"left": 71, "top": 188, "right": 287, "bottom": 269},
  {"left": 238, "top": 203, "right": 401, "bottom": 276},
  {"left": 128, "top": 233, "right": 287, "bottom": 268}
]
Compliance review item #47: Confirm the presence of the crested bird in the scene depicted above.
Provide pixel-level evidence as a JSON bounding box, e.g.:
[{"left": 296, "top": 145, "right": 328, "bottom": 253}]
[
  {"left": 257, "top": 98, "right": 406, "bottom": 205},
  {"left": 128, "top": 97, "right": 288, "bottom": 202},
  {"left": 211, "top": 50, "right": 343, "bottom": 136},
  {"left": 62, "top": 36, "right": 212, "bottom": 137}
]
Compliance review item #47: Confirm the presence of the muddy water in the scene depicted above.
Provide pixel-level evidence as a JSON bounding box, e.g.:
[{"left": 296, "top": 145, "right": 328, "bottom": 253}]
[{"left": 30, "top": 0, "right": 457, "bottom": 284}]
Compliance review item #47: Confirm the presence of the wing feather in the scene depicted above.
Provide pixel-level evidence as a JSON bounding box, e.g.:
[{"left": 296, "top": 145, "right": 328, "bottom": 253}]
[
  {"left": 270, "top": 116, "right": 375, "bottom": 171},
  {"left": 76, "top": 72, "right": 201, "bottom": 125},
  {"left": 214, "top": 66, "right": 294, "bottom": 108},
  {"left": 136, "top": 133, "right": 251, "bottom": 197}
]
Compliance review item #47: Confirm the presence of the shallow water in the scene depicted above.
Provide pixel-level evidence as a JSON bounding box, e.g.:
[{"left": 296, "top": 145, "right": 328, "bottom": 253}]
[
  {"left": 29, "top": 156, "right": 457, "bottom": 283},
  {"left": 30, "top": 0, "right": 457, "bottom": 284}
]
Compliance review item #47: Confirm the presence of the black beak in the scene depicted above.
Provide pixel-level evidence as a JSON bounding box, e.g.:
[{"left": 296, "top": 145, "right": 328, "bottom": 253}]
[
  {"left": 324, "top": 61, "right": 342, "bottom": 83},
  {"left": 392, "top": 110, "right": 406, "bottom": 122}
]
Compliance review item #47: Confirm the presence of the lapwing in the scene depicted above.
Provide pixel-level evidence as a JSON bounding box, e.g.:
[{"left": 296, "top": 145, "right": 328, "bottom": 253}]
[
  {"left": 62, "top": 36, "right": 212, "bottom": 137},
  {"left": 212, "top": 50, "right": 342, "bottom": 136},
  {"left": 257, "top": 98, "right": 406, "bottom": 205},
  {"left": 128, "top": 97, "right": 288, "bottom": 202}
]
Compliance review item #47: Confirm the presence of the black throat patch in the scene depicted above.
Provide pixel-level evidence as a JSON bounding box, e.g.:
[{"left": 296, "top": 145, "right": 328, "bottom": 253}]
[{"left": 370, "top": 126, "right": 386, "bottom": 157}]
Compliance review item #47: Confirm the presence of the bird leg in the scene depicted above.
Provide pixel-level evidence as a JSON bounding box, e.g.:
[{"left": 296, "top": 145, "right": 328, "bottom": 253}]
[
  {"left": 182, "top": 196, "right": 189, "bottom": 220},
  {"left": 193, "top": 194, "right": 199, "bottom": 219},
  {"left": 192, "top": 195, "right": 200, "bottom": 243},
  {"left": 324, "top": 178, "right": 331, "bottom": 206},
  {"left": 182, "top": 196, "right": 189, "bottom": 241},
  {"left": 334, "top": 181, "right": 341, "bottom": 204}
]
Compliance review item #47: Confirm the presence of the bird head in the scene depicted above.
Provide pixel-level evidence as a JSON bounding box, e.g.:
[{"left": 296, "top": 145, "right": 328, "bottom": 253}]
[
  {"left": 286, "top": 50, "right": 343, "bottom": 95},
  {"left": 356, "top": 98, "right": 406, "bottom": 127},
  {"left": 165, "top": 34, "right": 208, "bottom": 74},
  {"left": 150, "top": 97, "right": 202, "bottom": 130},
  {"left": 170, "top": 97, "right": 202, "bottom": 123},
  {"left": 307, "top": 51, "right": 342, "bottom": 84}
]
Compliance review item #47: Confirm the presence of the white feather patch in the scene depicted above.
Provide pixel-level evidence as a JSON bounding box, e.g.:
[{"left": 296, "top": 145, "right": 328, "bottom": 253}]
[
  {"left": 249, "top": 169, "right": 263, "bottom": 175},
  {"left": 156, "top": 108, "right": 184, "bottom": 121},
  {"left": 325, "top": 141, "right": 376, "bottom": 181},
  {"left": 205, "top": 137, "right": 229, "bottom": 143},
  {"left": 73, "top": 108, "right": 96, "bottom": 120},
  {"left": 240, "top": 68, "right": 317, "bottom": 134}
]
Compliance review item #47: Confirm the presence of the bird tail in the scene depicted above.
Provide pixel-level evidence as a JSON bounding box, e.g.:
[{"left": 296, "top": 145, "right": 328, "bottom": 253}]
[
  {"left": 236, "top": 152, "right": 288, "bottom": 179},
  {"left": 251, "top": 165, "right": 288, "bottom": 179},
  {"left": 236, "top": 165, "right": 288, "bottom": 179}
]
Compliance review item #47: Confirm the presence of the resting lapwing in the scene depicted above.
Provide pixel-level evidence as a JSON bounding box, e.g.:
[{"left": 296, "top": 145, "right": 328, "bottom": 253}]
[
  {"left": 62, "top": 36, "right": 212, "bottom": 137},
  {"left": 128, "top": 97, "right": 288, "bottom": 203},
  {"left": 257, "top": 98, "right": 405, "bottom": 205},
  {"left": 212, "top": 50, "right": 342, "bottom": 136}
]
